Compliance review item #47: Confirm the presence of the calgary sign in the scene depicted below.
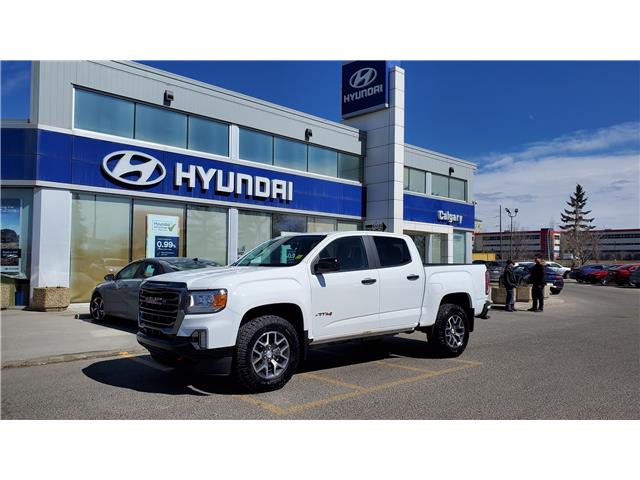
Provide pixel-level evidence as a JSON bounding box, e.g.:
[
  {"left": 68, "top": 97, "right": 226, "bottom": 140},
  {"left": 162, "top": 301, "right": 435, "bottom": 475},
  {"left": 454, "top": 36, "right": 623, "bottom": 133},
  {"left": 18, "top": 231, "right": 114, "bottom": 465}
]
[{"left": 102, "top": 150, "right": 294, "bottom": 201}]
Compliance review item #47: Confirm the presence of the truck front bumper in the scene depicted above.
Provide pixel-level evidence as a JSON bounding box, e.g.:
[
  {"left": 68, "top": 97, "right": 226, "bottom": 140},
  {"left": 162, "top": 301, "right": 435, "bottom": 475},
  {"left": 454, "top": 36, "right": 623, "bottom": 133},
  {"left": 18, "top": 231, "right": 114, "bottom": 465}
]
[{"left": 137, "top": 329, "right": 234, "bottom": 376}]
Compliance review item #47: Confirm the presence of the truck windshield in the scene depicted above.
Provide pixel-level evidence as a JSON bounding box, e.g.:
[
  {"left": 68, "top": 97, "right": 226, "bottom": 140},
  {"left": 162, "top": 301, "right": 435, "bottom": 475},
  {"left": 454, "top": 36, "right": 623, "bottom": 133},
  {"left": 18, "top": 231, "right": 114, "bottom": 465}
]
[{"left": 234, "top": 235, "right": 326, "bottom": 267}]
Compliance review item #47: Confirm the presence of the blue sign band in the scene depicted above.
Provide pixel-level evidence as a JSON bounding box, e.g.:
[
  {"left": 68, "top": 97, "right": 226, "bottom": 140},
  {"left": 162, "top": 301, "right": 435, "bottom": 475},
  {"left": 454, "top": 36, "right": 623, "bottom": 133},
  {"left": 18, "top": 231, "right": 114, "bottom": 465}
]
[{"left": 403, "top": 193, "right": 475, "bottom": 229}]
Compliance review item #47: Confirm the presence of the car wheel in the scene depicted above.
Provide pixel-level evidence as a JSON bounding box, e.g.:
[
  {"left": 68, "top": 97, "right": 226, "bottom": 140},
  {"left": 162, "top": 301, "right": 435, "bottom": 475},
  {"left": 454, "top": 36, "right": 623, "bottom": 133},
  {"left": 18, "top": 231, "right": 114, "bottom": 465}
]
[
  {"left": 427, "top": 303, "right": 469, "bottom": 358},
  {"left": 234, "top": 315, "right": 299, "bottom": 393},
  {"left": 90, "top": 293, "right": 106, "bottom": 321}
]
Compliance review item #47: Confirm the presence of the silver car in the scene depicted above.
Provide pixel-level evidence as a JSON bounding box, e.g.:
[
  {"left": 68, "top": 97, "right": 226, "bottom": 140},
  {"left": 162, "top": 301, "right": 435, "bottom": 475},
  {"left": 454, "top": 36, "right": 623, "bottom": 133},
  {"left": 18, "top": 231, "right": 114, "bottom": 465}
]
[{"left": 89, "top": 257, "right": 221, "bottom": 321}]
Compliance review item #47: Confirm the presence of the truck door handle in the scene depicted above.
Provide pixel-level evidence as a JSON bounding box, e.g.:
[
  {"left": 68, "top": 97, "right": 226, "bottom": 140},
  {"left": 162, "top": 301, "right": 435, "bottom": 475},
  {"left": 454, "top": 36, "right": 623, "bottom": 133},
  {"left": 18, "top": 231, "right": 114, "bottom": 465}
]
[
  {"left": 407, "top": 274, "right": 420, "bottom": 281},
  {"left": 361, "top": 278, "right": 377, "bottom": 285}
]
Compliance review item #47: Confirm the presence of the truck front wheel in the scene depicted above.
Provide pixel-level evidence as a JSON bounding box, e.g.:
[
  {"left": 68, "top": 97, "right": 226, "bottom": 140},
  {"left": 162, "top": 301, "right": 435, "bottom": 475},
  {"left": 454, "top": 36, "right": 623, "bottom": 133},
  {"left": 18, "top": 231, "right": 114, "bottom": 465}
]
[
  {"left": 427, "top": 303, "right": 469, "bottom": 357},
  {"left": 234, "top": 315, "right": 300, "bottom": 392}
]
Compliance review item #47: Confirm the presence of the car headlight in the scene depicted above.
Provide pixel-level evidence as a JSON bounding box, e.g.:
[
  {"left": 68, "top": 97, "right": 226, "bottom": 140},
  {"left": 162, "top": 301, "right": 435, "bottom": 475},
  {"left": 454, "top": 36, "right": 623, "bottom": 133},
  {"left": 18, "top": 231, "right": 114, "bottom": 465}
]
[{"left": 186, "top": 289, "right": 227, "bottom": 314}]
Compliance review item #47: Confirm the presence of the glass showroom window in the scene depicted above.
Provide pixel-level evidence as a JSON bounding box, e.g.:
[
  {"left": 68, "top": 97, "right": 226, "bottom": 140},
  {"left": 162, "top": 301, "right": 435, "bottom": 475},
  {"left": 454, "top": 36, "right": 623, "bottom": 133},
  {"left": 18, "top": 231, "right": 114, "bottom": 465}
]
[
  {"left": 239, "top": 128, "right": 273, "bottom": 165},
  {"left": 74, "top": 89, "right": 134, "bottom": 138},
  {"left": 188, "top": 116, "right": 229, "bottom": 156},
  {"left": 274, "top": 137, "right": 307, "bottom": 171},
  {"left": 453, "top": 231, "right": 466, "bottom": 263},
  {"left": 403, "top": 167, "right": 410, "bottom": 190},
  {"left": 237, "top": 210, "right": 271, "bottom": 258},
  {"left": 338, "top": 153, "right": 362, "bottom": 182},
  {"left": 449, "top": 177, "right": 467, "bottom": 201},
  {"left": 135, "top": 103, "right": 187, "bottom": 148},
  {"left": 132, "top": 199, "right": 185, "bottom": 262},
  {"left": 409, "top": 168, "right": 426, "bottom": 193},
  {"left": 337, "top": 220, "right": 361, "bottom": 231},
  {"left": 307, "top": 216, "right": 336, "bottom": 232},
  {"left": 431, "top": 173, "right": 449, "bottom": 198},
  {"left": 186, "top": 205, "right": 228, "bottom": 265},
  {"left": 430, "top": 233, "right": 448, "bottom": 263},
  {"left": 272, "top": 213, "right": 307, "bottom": 237},
  {"left": 308, "top": 146, "right": 338, "bottom": 177},
  {"left": 70, "top": 194, "right": 131, "bottom": 303}
]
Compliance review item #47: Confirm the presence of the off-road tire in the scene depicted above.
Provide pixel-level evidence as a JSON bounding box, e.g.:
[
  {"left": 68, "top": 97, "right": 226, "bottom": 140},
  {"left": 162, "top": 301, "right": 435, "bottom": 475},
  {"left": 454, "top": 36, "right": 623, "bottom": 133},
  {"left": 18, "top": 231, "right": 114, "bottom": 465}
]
[
  {"left": 234, "top": 315, "right": 299, "bottom": 392},
  {"left": 427, "top": 303, "right": 469, "bottom": 358}
]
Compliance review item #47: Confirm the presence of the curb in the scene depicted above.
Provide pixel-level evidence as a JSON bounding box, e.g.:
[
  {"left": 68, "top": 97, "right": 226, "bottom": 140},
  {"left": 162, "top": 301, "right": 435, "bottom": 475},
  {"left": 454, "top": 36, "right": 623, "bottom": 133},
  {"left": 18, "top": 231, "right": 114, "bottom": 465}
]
[{"left": 1, "top": 347, "right": 147, "bottom": 369}]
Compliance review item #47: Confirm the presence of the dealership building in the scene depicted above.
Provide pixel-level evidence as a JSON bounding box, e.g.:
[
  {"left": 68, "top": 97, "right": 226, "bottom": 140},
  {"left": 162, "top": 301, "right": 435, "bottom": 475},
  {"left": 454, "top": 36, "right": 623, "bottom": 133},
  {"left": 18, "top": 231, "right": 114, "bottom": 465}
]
[{"left": 1, "top": 61, "right": 476, "bottom": 305}]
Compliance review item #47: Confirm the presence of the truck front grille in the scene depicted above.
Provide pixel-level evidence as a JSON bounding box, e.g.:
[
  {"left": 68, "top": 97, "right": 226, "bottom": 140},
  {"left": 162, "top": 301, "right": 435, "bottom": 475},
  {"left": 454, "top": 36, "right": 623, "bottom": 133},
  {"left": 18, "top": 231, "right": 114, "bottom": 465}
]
[{"left": 139, "top": 282, "right": 186, "bottom": 329}]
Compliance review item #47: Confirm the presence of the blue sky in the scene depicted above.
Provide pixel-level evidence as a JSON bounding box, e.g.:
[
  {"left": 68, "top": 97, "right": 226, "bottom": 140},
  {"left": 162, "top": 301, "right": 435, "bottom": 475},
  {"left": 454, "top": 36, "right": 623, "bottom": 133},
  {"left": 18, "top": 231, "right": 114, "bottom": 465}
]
[{"left": 2, "top": 60, "right": 639, "bottom": 229}]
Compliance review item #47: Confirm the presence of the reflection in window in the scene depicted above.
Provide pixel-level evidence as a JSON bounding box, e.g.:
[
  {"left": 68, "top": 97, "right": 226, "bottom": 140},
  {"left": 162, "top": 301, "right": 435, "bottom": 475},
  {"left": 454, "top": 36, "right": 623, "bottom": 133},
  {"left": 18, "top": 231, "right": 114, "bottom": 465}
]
[
  {"left": 307, "top": 216, "right": 336, "bottom": 232},
  {"left": 431, "top": 173, "right": 449, "bottom": 198},
  {"left": 239, "top": 128, "right": 273, "bottom": 164},
  {"left": 453, "top": 231, "right": 466, "bottom": 263},
  {"left": 403, "top": 167, "right": 410, "bottom": 190},
  {"left": 409, "top": 168, "right": 426, "bottom": 193},
  {"left": 272, "top": 213, "right": 306, "bottom": 237},
  {"left": 186, "top": 205, "right": 228, "bottom": 265},
  {"left": 338, "top": 153, "right": 362, "bottom": 182},
  {"left": 70, "top": 193, "right": 131, "bottom": 302},
  {"left": 135, "top": 104, "right": 187, "bottom": 148},
  {"left": 74, "top": 89, "right": 134, "bottom": 138},
  {"left": 308, "top": 146, "right": 337, "bottom": 177},
  {"left": 319, "top": 236, "right": 368, "bottom": 271},
  {"left": 238, "top": 210, "right": 271, "bottom": 258},
  {"left": 449, "top": 177, "right": 467, "bottom": 201},
  {"left": 274, "top": 137, "right": 307, "bottom": 171},
  {"left": 188, "top": 116, "right": 229, "bottom": 156},
  {"left": 337, "top": 220, "right": 361, "bottom": 232}
]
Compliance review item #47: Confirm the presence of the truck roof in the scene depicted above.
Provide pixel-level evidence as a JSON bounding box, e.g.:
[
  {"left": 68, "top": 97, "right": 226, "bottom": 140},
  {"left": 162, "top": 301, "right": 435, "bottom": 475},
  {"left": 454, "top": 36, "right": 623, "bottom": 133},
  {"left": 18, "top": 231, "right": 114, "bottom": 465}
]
[{"left": 280, "top": 230, "right": 408, "bottom": 239}]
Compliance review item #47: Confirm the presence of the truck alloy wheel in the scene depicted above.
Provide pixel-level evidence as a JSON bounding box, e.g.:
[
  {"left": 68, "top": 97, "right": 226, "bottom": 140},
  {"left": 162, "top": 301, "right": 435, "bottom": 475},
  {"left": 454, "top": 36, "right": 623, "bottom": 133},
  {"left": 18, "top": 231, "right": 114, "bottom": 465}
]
[
  {"left": 428, "top": 303, "right": 469, "bottom": 357},
  {"left": 234, "top": 315, "right": 299, "bottom": 392},
  {"left": 251, "top": 331, "right": 290, "bottom": 380},
  {"left": 90, "top": 294, "right": 105, "bottom": 321}
]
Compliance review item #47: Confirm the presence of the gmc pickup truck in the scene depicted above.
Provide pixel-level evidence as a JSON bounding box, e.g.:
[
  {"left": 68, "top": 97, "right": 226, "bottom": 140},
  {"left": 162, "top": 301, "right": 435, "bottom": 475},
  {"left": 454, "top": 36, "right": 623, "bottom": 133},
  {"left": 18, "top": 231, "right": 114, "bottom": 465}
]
[{"left": 137, "top": 231, "right": 490, "bottom": 392}]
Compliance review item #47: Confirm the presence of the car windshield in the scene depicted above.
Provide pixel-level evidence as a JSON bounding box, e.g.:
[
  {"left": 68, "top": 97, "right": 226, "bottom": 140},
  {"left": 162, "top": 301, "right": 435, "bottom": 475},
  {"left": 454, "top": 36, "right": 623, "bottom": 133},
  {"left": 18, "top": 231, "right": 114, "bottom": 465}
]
[
  {"left": 234, "top": 235, "right": 326, "bottom": 267},
  {"left": 163, "top": 258, "right": 221, "bottom": 271}
]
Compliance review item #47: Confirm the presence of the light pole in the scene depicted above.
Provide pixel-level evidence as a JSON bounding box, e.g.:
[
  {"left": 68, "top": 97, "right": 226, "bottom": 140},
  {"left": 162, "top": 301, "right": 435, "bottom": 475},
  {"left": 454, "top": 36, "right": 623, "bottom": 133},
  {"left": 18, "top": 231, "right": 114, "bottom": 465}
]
[
  {"left": 505, "top": 207, "right": 519, "bottom": 259},
  {"left": 499, "top": 204, "right": 503, "bottom": 260}
]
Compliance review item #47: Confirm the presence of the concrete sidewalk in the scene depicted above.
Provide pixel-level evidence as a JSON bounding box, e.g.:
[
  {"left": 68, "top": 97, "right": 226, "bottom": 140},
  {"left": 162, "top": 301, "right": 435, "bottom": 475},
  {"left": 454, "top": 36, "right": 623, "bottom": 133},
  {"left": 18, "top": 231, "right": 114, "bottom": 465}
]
[{"left": 1, "top": 305, "right": 143, "bottom": 367}]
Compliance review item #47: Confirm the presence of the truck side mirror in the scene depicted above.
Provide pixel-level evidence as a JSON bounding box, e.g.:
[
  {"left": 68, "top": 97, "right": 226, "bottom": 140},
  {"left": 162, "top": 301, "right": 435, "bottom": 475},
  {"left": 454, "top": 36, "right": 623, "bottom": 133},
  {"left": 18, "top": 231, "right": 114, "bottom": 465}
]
[{"left": 314, "top": 257, "right": 340, "bottom": 274}]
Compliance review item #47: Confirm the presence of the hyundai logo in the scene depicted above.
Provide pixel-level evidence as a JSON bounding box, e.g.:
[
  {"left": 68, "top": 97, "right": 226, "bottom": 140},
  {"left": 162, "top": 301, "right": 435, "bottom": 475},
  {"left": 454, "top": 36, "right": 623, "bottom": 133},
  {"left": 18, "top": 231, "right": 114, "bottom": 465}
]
[
  {"left": 349, "top": 67, "right": 378, "bottom": 89},
  {"left": 102, "top": 151, "right": 166, "bottom": 187}
]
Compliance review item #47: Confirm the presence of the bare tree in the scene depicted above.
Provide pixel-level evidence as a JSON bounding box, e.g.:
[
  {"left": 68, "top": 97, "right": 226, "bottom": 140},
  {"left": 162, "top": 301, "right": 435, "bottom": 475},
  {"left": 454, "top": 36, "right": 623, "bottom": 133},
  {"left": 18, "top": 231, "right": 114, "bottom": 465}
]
[{"left": 582, "top": 230, "right": 603, "bottom": 263}]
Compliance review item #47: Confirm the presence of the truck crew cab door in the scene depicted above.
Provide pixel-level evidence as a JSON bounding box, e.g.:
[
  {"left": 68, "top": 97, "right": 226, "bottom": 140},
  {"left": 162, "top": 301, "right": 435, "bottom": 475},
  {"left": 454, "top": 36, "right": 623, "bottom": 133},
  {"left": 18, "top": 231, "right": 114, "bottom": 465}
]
[
  {"left": 370, "top": 235, "right": 424, "bottom": 330},
  {"left": 309, "top": 235, "right": 380, "bottom": 341}
]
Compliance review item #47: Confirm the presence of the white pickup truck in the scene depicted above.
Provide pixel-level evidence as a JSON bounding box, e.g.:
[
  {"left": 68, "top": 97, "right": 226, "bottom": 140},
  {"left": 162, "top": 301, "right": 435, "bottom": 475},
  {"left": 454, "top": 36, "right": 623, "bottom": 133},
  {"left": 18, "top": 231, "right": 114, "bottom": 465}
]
[{"left": 137, "top": 231, "right": 490, "bottom": 391}]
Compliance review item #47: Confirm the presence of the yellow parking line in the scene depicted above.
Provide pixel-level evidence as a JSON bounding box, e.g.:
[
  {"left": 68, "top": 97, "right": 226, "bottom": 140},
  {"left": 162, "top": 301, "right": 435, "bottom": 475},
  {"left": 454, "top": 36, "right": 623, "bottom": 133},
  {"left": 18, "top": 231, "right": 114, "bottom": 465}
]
[
  {"left": 300, "top": 372, "right": 369, "bottom": 392},
  {"left": 234, "top": 395, "right": 288, "bottom": 416}
]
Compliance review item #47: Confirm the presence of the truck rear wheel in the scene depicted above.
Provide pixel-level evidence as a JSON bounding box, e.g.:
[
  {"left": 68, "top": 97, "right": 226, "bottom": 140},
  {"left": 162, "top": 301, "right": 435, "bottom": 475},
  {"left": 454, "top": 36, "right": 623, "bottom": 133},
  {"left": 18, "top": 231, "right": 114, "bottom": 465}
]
[
  {"left": 427, "top": 303, "right": 469, "bottom": 357},
  {"left": 234, "top": 315, "right": 299, "bottom": 392}
]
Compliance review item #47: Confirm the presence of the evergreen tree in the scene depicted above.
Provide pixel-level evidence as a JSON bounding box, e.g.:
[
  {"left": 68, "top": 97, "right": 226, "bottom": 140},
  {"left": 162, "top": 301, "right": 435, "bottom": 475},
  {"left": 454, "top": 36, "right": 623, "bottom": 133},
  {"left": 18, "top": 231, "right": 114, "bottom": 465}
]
[{"left": 560, "top": 184, "right": 596, "bottom": 265}]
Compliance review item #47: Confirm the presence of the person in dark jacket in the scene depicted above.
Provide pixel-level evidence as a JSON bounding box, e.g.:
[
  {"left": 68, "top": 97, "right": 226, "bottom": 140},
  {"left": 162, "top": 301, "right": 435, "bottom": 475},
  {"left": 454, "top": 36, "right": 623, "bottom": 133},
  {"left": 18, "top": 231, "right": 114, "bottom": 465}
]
[
  {"left": 528, "top": 254, "right": 547, "bottom": 312},
  {"left": 502, "top": 260, "right": 517, "bottom": 312}
]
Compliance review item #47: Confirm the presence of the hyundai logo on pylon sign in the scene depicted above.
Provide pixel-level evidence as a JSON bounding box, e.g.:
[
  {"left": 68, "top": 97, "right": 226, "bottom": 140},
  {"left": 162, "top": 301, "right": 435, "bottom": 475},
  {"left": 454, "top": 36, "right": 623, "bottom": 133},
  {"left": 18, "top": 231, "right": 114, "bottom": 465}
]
[
  {"left": 102, "top": 151, "right": 166, "bottom": 186},
  {"left": 341, "top": 61, "right": 388, "bottom": 118},
  {"left": 349, "top": 67, "right": 377, "bottom": 88}
]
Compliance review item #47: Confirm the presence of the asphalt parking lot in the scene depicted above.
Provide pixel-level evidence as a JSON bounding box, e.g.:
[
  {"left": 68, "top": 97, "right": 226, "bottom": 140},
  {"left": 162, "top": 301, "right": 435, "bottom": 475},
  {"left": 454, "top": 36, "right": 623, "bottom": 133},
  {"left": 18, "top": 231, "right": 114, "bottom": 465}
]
[{"left": 2, "top": 282, "right": 638, "bottom": 419}]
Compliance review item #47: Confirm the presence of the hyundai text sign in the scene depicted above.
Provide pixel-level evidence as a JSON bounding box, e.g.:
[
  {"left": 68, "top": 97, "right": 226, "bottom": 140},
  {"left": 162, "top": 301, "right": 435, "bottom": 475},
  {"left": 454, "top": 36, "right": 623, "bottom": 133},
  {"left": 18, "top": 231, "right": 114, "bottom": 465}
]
[{"left": 341, "top": 61, "right": 388, "bottom": 118}]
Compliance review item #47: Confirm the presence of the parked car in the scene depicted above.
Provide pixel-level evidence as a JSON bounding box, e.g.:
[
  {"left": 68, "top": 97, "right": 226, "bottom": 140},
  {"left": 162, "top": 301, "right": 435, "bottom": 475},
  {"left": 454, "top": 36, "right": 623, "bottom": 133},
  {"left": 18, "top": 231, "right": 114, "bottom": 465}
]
[
  {"left": 545, "top": 261, "right": 571, "bottom": 278},
  {"left": 629, "top": 268, "right": 640, "bottom": 287},
  {"left": 136, "top": 232, "right": 491, "bottom": 392},
  {"left": 512, "top": 264, "right": 564, "bottom": 294},
  {"left": 587, "top": 264, "right": 622, "bottom": 285},
  {"left": 613, "top": 264, "right": 640, "bottom": 286},
  {"left": 486, "top": 260, "right": 507, "bottom": 283},
  {"left": 573, "top": 264, "right": 605, "bottom": 283},
  {"left": 90, "top": 257, "right": 222, "bottom": 321}
]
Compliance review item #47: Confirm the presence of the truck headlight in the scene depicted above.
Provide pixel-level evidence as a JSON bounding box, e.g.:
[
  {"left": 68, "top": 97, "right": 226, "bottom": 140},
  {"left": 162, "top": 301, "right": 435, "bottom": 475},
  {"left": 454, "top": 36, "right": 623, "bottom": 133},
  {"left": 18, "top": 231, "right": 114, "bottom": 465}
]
[{"left": 186, "top": 289, "right": 227, "bottom": 314}]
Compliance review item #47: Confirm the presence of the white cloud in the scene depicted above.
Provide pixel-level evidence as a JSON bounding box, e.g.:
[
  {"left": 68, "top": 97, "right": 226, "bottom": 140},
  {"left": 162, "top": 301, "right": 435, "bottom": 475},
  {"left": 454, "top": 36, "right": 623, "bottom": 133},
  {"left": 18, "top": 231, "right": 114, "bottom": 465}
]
[{"left": 475, "top": 123, "right": 640, "bottom": 231}]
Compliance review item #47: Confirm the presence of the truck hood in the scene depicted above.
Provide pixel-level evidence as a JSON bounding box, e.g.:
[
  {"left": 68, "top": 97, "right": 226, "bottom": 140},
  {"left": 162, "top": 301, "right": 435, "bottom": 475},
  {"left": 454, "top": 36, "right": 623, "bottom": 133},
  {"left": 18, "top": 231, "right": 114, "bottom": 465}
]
[{"left": 143, "top": 266, "right": 291, "bottom": 290}]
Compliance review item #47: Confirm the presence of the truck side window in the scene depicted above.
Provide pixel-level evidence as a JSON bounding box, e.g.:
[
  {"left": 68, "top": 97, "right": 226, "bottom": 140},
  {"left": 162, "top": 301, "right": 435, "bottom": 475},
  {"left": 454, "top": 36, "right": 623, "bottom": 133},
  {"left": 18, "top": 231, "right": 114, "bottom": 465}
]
[
  {"left": 318, "top": 236, "right": 368, "bottom": 272},
  {"left": 373, "top": 237, "right": 412, "bottom": 267}
]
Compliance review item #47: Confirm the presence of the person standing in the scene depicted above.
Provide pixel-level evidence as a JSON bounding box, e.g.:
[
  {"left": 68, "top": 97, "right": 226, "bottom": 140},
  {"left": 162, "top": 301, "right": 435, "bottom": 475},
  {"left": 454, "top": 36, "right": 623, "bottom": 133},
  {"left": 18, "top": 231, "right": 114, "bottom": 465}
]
[
  {"left": 502, "top": 260, "right": 517, "bottom": 312},
  {"left": 528, "top": 255, "right": 547, "bottom": 312}
]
